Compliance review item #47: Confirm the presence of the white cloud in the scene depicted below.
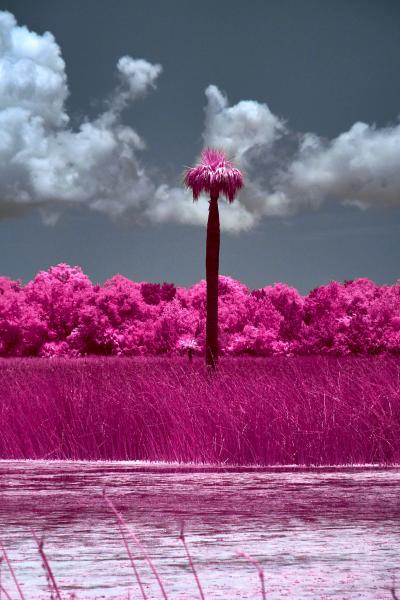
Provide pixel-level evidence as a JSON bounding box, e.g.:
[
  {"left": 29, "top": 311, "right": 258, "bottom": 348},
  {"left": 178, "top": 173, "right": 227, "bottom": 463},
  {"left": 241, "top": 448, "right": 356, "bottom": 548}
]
[
  {"left": 0, "top": 11, "right": 68, "bottom": 127},
  {"left": 146, "top": 85, "right": 287, "bottom": 232},
  {"left": 0, "top": 11, "right": 159, "bottom": 221},
  {"left": 117, "top": 56, "right": 162, "bottom": 99},
  {"left": 0, "top": 10, "right": 400, "bottom": 234},
  {"left": 147, "top": 184, "right": 257, "bottom": 232},
  {"left": 203, "top": 84, "right": 285, "bottom": 166},
  {"left": 188, "top": 85, "right": 400, "bottom": 228},
  {"left": 283, "top": 122, "right": 400, "bottom": 210}
]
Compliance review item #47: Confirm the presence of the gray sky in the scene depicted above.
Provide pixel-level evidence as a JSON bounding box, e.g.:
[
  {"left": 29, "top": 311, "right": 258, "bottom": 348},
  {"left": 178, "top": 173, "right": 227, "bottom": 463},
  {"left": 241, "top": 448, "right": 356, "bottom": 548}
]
[{"left": 0, "top": 0, "right": 399, "bottom": 292}]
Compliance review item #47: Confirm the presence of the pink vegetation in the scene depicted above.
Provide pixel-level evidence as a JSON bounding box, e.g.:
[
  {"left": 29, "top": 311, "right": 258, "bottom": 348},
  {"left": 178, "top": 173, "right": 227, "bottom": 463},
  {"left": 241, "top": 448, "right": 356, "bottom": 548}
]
[
  {"left": 184, "top": 148, "right": 243, "bottom": 201},
  {"left": 0, "top": 356, "right": 399, "bottom": 464},
  {"left": 0, "top": 264, "right": 399, "bottom": 358}
]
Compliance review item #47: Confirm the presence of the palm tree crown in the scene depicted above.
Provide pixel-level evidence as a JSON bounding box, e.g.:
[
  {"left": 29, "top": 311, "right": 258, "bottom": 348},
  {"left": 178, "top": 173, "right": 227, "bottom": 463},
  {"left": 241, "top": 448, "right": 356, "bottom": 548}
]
[{"left": 184, "top": 148, "right": 243, "bottom": 202}]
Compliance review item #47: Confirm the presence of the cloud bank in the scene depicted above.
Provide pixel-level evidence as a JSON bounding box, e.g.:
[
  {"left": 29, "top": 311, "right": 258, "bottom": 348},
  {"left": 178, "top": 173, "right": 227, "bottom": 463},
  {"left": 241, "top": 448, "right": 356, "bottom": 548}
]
[
  {"left": 196, "top": 84, "right": 400, "bottom": 227},
  {"left": 0, "top": 10, "right": 400, "bottom": 232},
  {"left": 0, "top": 11, "right": 161, "bottom": 223},
  {"left": 144, "top": 75, "right": 400, "bottom": 232}
]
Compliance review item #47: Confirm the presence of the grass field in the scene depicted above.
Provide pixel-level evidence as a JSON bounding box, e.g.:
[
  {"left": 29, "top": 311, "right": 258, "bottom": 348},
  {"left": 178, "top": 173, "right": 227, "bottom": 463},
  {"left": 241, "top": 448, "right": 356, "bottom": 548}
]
[{"left": 0, "top": 356, "right": 399, "bottom": 465}]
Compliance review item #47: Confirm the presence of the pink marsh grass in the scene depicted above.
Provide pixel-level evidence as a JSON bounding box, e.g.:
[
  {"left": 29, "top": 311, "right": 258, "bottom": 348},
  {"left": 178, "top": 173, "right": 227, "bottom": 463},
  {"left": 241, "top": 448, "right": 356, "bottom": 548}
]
[{"left": 0, "top": 356, "right": 399, "bottom": 464}]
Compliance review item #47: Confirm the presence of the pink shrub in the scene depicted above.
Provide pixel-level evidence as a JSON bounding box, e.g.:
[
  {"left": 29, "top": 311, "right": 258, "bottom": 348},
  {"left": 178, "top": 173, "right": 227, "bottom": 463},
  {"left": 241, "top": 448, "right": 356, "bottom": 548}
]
[
  {"left": 0, "top": 277, "right": 47, "bottom": 356},
  {"left": 300, "top": 279, "right": 400, "bottom": 355},
  {"left": 0, "top": 264, "right": 399, "bottom": 357},
  {"left": 83, "top": 274, "right": 149, "bottom": 355},
  {"left": 0, "top": 277, "right": 24, "bottom": 356},
  {"left": 264, "top": 283, "right": 305, "bottom": 348},
  {"left": 23, "top": 264, "right": 93, "bottom": 357}
]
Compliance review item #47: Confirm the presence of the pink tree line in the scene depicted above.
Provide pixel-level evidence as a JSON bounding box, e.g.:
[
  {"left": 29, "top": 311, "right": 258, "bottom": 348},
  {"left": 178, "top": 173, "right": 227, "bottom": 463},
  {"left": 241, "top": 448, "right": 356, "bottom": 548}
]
[{"left": 0, "top": 263, "right": 399, "bottom": 358}]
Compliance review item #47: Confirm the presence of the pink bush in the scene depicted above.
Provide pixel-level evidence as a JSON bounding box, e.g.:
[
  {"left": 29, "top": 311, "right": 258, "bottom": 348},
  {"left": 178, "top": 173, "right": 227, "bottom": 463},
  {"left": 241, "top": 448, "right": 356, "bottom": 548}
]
[
  {"left": 0, "top": 264, "right": 399, "bottom": 357},
  {"left": 0, "top": 277, "right": 46, "bottom": 356}
]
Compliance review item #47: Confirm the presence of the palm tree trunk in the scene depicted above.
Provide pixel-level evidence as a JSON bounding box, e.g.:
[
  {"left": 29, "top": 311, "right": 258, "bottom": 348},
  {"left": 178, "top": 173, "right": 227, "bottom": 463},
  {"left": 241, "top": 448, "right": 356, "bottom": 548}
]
[{"left": 206, "top": 193, "right": 220, "bottom": 368}]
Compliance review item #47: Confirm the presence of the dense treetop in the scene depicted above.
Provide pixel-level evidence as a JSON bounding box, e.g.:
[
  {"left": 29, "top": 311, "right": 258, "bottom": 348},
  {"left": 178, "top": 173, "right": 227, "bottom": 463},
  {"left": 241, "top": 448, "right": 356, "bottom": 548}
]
[{"left": 0, "top": 264, "right": 399, "bottom": 357}]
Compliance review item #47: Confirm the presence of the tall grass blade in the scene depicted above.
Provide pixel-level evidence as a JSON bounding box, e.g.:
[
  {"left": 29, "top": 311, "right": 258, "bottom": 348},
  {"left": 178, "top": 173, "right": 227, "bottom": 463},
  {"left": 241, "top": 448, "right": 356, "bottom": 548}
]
[
  {"left": 30, "top": 528, "right": 62, "bottom": 600},
  {"left": 236, "top": 548, "right": 266, "bottom": 600},
  {"left": 103, "top": 491, "right": 169, "bottom": 599},
  {"left": 0, "top": 584, "right": 13, "bottom": 600},
  {"left": 102, "top": 489, "right": 147, "bottom": 600},
  {"left": 0, "top": 542, "right": 26, "bottom": 600},
  {"left": 179, "top": 524, "right": 206, "bottom": 600}
]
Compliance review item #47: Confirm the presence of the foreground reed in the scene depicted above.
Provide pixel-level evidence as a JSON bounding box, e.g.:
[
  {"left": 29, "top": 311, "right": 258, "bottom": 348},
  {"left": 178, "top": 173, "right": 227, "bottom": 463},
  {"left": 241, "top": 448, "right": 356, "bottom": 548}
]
[
  {"left": 0, "top": 493, "right": 397, "bottom": 599},
  {"left": 0, "top": 493, "right": 267, "bottom": 600},
  {"left": 0, "top": 356, "right": 399, "bottom": 464}
]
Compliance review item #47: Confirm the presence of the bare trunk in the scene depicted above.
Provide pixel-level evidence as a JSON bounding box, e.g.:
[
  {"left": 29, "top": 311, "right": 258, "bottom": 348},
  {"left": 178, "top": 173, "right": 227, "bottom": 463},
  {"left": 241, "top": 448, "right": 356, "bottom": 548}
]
[{"left": 205, "top": 193, "right": 220, "bottom": 369}]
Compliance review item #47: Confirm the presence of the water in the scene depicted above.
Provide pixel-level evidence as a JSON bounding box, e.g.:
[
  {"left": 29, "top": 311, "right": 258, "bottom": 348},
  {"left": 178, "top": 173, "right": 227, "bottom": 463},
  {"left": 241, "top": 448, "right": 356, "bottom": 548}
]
[{"left": 0, "top": 461, "right": 399, "bottom": 599}]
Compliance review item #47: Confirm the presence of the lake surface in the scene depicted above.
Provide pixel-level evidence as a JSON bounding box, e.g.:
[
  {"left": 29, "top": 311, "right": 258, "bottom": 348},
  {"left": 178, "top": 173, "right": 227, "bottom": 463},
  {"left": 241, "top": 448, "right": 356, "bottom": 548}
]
[{"left": 0, "top": 462, "right": 399, "bottom": 599}]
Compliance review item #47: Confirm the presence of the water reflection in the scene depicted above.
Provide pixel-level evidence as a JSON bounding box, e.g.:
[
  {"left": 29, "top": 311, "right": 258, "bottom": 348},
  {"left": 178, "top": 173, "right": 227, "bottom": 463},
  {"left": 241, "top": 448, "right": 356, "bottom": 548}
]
[{"left": 0, "top": 461, "right": 399, "bottom": 598}]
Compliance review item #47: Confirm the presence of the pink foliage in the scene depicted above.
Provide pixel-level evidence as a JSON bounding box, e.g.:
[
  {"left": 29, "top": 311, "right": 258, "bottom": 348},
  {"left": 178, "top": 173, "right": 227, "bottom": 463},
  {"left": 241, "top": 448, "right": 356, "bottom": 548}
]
[
  {"left": 0, "top": 276, "right": 46, "bottom": 356},
  {"left": 184, "top": 148, "right": 243, "bottom": 202},
  {"left": 0, "top": 277, "right": 24, "bottom": 356},
  {"left": 24, "top": 263, "right": 93, "bottom": 356},
  {"left": 0, "top": 264, "right": 399, "bottom": 357}
]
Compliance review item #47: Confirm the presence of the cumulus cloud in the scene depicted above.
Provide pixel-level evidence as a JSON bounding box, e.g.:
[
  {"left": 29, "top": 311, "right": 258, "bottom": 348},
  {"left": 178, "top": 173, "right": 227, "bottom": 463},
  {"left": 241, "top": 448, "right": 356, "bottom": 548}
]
[
  {"left": 203, "top": 84, "right": 285, "bottom": 166},
  {"left": 0, "top": 11, "right": 160, "bottom": 222},
  {"left": 172, "top": 84, "right": 400, "bottom": 228},
  {"left": 148, "top": 84, "right": 298, "bottom": 230},
  {"left": 117, "top": 56, "right": 162, "bottom": 99},
  {"left": 147, "top": 184, "right": 257, "bottom": 232},
  {"left": 1, "top": 10, "right": 400, "bottom": 233},
  {"left": 146, "top": 84, "right": 289, "bottom": 232},
  {"left": 282, "top": 122, "right": 400, "bottom": 210},
  {"left": 0, "top": 11, "right": 68, "bottom": 127}
]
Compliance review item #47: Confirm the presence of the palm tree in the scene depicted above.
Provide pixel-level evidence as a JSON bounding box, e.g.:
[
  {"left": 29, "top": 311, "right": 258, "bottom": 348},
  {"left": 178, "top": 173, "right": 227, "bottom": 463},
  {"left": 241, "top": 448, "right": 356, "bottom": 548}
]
[{"left": 184, "top": 148, "right": 243, "bottom": 368}]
